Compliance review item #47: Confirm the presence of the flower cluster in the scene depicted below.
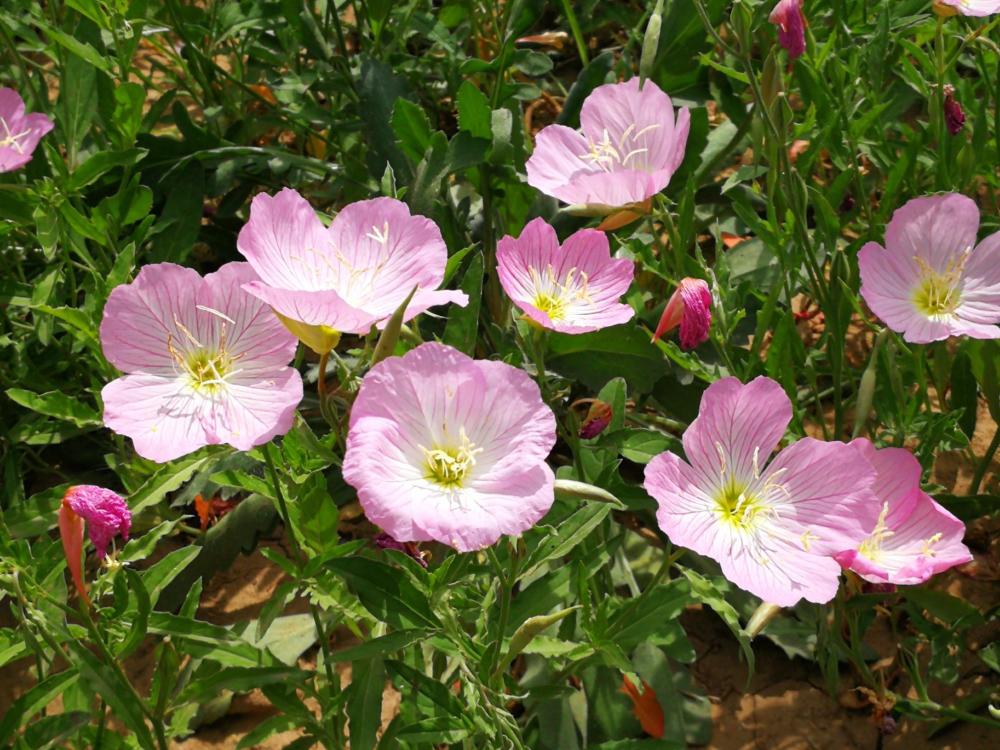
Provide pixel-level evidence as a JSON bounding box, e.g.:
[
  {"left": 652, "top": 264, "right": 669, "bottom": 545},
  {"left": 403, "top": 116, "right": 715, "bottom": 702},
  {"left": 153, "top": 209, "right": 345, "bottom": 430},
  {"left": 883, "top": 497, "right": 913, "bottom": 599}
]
[{"left": 644, "top": 377, "right": 971, "bottom": 606}]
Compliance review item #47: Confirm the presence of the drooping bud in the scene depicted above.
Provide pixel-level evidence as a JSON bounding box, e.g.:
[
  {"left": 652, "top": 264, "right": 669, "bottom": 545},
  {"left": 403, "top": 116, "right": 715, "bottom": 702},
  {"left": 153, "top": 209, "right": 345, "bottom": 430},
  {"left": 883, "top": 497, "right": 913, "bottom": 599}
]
[
  {"left": 943, "top": 85, "right": 965, "bottom": 135},
  {"left": 769, "top": 0, "right": 806, "bottom": 61},
  {"left": 652, "top": 277, "right": 712, "bottom": 349},
  {"left": 620, "top": 675, "right": 665, "bottom": 739},
  {"left": 59, "top": 485, "right": 131, "bottom": 606}
]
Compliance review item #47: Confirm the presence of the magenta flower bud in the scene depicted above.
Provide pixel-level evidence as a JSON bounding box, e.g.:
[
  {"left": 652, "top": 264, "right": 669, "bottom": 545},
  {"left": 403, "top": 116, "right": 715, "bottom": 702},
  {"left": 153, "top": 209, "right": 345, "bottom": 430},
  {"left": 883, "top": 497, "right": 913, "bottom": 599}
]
[
  {"left": 62, "top": 485, "right": 131, "bottom": 559},
  {"left": 769, "top": 0, "right": 806, "bottom": 61},
  {"left": 579, "top": 400, "right": 613, "bottom": 439},
  {"left": 652, "top": 277, "right": 712, "bottom": 349},
  {"left": 944, "top": 87, "right": 965, "bottom": 135},
  {"left": 373, "top": 532, "right": 428, "bottom": 568}
]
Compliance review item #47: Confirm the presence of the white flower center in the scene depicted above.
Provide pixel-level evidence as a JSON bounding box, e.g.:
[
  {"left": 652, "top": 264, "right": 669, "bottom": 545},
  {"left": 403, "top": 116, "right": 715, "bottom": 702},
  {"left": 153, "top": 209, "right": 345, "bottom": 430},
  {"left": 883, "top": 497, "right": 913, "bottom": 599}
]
[
  {"left": 577, "top": 124, "right": 660, "bottom": 172},
  {"left": 0, "top": 116, "right": 32, "bottom": 154}
]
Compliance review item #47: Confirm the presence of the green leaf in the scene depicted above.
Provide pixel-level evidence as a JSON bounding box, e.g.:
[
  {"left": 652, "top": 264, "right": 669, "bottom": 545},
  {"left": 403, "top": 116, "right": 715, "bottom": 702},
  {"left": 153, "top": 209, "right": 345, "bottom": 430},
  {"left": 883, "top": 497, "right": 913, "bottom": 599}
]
[
  {"left": 148, "top": 612, "right": 270, "bottom": 667},
  {"left": 130, "top": 452, "right": 218, "bottom": 514},
  {"left": 950, "top": 352, "right": 978, "bottom": 440},
  {"left": 558, "top": 51, "right": 614, "bottom": 127},
  {"left": 521, "top": 503, "right": 612, "bottom": 578},
  {"left": 548, "top": 326, "right": 664, "bottom": 394},
  {"left": 392, "top": 98, "right": 434, "bottom": 164},
  {"left": 611, "top": 580, "right": 693, "bottom": 650},
  {"left": 119, "top": 567, "right": 152, "bottom": 658},
  {"left": 443, "top": 252, "right": 483, "bottom": 355},
  {"left": 456, "top": 81, "right": 492, "bottom": 139},
  {"left": 0, "top": 670, "right": 80, "bottom": 743},
  {"left": 330, "top": 629, "right": 434, "bottom": 663},
  {"left": 326, "top": 557, "right": 441, "bottom": 629},
  {"left": 5, "top": 389, "right": 100, "bottom": 427},
  {"left": 348, "top": 657, "right": 386, "bottom": 750},
  {"left": 141, "top": 545, "right": 200, "bottom": 607},
  {"left": 181, "top": 666, "right": 307, "bottom": 703},
  {"left": 905, "top": 588, "right": 984, "bottom": 625},
  {"left": 681, "top": 568, "right": 754, "bottom": 679},
  {"left": 64, "top": 640, "right": 155, "bottom": 747},
  {"left": 68, "top": 148, "right": 148, "bottom": 191}
]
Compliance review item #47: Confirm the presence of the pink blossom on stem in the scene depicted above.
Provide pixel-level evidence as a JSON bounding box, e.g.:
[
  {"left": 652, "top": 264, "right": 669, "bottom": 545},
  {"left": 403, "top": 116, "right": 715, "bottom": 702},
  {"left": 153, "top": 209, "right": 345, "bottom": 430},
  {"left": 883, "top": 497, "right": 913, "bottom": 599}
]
[
  {"left": 769, "top": 0, "right": 807, "bottom": 61},
  {"left": 644, "top": 377, "right": 879, "bottom": 606},
  {"left": 858, "top": 193, "right": 1000, "bottom": 343},
  {"left": 343, "top": 343, "right": 557, "bottom": 552},
  {"left": 835, "top": 440, "right": 972, "bottom": 585},
  {"left": 652, "top": 277, "right": 712, "bottom": 349},
  {"left": 0, "top": 87, "right": 53, "bottom": 173},
  {"left": 497, "top": 218, "right": 635, "bottom": 333},
  {"left": 525, "top": 78, "right": 690, "bottom": 210},
  {"left": 59, "top": 485, "right": 131, "bottom": 605},
  {"left": 100, "top": 262, "right": 303, "bottom": 463},
  {"left": 236, "top": 189, "right": 467, "bottom": 349}
]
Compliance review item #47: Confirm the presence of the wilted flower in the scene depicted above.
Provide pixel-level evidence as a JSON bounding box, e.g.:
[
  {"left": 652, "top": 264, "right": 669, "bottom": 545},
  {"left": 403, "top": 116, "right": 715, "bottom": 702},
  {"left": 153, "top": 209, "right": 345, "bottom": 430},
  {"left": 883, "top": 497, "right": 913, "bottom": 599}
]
[
  {"left": 343, "top": 343, "right": 556, "bottom": 552},
  {"left": 373, "top": 531, "right": 429, "bottom": 568},
  {"left": 652, "top": 277, "right": 712, "bottom": 349},
  {"left": 858, "top": 193, "right": 1000, "bottom": 343},
  {"left": 620, "top": 675, "right": 665, "bottom": 739},
  {"left": 769, "top": 0, "right": 806, "bottom": 60},
  {"left": 525, "top": 78, "right": 690, "bottom": 210},
  {"left": 497, "top": 218, "right": 635, "bottom": 333},
  {"left": 100, "top": 262, "right": 303, "bottom": 463},
  {"left": 934, "top": 0, "right": 1000, "bottom": 17},
  {"left": 644, "top": 377, "right": 879, "bottom": 606},
  {"left": 835, "top": 440, "right": 972, "bottom": 585},
  {"left": 237, "top": 189, "right": 467, "bottom": 353},
  {"left": 944, "top": 86, "right": 966, "bottom": 135},
  {"left": 0, "top": 87, "right": 54, "bottom": 173},
  {"left": 59, "top": 485, "right": 131, "bottom": 604}
]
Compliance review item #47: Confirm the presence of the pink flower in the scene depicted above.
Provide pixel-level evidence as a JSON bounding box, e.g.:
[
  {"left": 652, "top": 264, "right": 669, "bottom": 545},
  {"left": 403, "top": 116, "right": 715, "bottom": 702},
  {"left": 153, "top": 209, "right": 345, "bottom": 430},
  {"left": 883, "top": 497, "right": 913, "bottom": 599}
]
[
  {"left": 769, "top": 0, "right": 806, "bottom": 61},
  {"left": 237, "top": 189, "right": 467, "bottom": 351},
  {"left": 858, "top": 194, "right": 1000, "bottom": 343},
  {"left": 343, "top": 342, "right": 556, "bottom": 552},
  {"left": 525, "top": 78, "right": 690, "bottom": 210},
  {"left": 935, "top": 0, "right": 1000, "bottom": 17},
  {"left": 652, "top": 277, "right": 712, "bottom": 348},
  {"left": 62, "top": 485, "right": 131, "bottom": 558},
  {"left": 100, "top": 262, "right": 303, "bottom": 463},
  {"left": 835, "top": 440, "right": 972, "bottom": 585},
  {"left": 644, "top": 377, "right": 879, "bottom": 606},
  {"left": 497, "top": 218, "right": 635, "bottom": 333},
  {"left": 0, "top": 88, "right": 53, "bottom": 173}
]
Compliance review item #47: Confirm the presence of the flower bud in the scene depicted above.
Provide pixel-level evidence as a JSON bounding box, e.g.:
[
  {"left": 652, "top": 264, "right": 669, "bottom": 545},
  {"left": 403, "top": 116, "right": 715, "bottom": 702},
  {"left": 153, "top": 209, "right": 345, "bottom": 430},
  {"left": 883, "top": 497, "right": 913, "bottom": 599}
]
[
  {"left": 580, "top": 400, "right": 613, "bottom": 439},
  {"left": 769, "top": 0, "right": 806, "bottom": 61},
  {"left": 944, "top": 86, "right": 965, "bottom": 135},
  {"left": 652, "top": 277, "right": 712, "bottom": 349}
]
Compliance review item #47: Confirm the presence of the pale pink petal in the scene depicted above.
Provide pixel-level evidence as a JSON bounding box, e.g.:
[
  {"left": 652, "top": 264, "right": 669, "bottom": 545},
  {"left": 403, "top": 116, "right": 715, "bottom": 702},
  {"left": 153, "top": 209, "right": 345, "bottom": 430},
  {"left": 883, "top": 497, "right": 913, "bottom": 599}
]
[
  {"left": 938, "top": 0, "right": 1000, "bottom": 17},
  {"left": 0, "top": 88, "right": 53, "bottom": 172},
  {"left": 242, "top": 280, "right": 378, "bottom": 333},
  {"left": 236, "top": 188, "right": 335, "bottom": 290},
  {"left": 557, "top": 170, "right": 659, "bottom": 207},
  {"left": 497, "top": 219, "right": 634, "bottom": 334},
  {"left": 761, "top": 438, "right": 880, "bottom": 556},
  {"left": 957, "top": 231, "right": 1000, "bottom": 325},
  {"left": 525, "top": 125, "right": 596, "bottom": 204},
  {"left": 100, "top": 263, "right": 205, "bottom": 375},
  {"left": 681, "top": 376, "right": 791, "bottom": 489},
  {"left": 580, "top": 78, "right": 678, "bottom": 175},
  {"left": 884, "top": 194, "right": 979, "bottom": 275},
  {"left": 343, "top": 343, "right": 556, "bottom": 552}
]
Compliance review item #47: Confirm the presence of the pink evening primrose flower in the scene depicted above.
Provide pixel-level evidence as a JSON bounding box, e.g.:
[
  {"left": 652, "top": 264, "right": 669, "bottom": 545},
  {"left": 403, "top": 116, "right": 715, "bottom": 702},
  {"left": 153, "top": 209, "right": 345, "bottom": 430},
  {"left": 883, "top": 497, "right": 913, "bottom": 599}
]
[
  {"left": 652, "top": 277, "right": 712, "bottom": 349},
  {"left": 100, "top": 262, "right": 303, "bottom": 463},
  {"left": 858, "top": 193, "right": 1000, "bottom": 344},
  {"left": 497, "top": 217, "right": 635, "bottom": 333},
  {"left": 62, "top": 485, "right": 132, "bottom": 558},
  {"left": 835, "top": 440, "right": 972, "bottom": 585},
  {"left": 935, "top": 0, "right": 1000, "bottom": 17},
  {"left": 343, "top": 342, "right": 557, "bottom": 552},
  {"left": 525, "top": 78, "right": 690, "bottom": 210},
  {"left": 237, "top": 189, "right": 467, "bottom": 351},
  {"left": 644, "top": 376, "right": 880, "bottom": 606},
  {"left": 0, "top": 87, "right": 54, "bottom": 173},
  {"left": 769, "top": 0, "right": 806, "bottom": 61}
]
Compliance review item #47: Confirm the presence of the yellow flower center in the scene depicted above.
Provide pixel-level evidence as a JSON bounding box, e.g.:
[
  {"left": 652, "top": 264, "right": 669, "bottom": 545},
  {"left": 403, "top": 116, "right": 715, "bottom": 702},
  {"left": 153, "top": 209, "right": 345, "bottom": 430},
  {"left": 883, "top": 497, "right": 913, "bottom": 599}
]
[
  {"left": 911, "top": 253, "right": 968, "bottom": 318},
  {"left": 858, "top": 502, "right": 893, "bottom": 562},
  {"left": 529, "top": 265, "right": 592, "bottom": 322},
  {"left": 167, "top": 308, "right": 241, "bottom": 395},
  {"left": 715, "top": 481, "right": 769, "bottom": 530},
  {"left": 577, "top": 124, "right": 660, "bottom": 172},
  {"left": 421, "top": 428, "right": 483, "bottom": 489}
]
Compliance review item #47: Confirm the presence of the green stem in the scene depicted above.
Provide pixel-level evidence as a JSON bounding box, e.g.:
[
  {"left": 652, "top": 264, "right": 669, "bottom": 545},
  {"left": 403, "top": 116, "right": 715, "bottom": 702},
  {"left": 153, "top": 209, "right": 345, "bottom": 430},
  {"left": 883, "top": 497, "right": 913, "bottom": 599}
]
[
  {"left": 969, "top": 425, "right": 1000, "bottom": 495},
  {"left": 558, "top": 0, "right": 589, "bottom": 65}
]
